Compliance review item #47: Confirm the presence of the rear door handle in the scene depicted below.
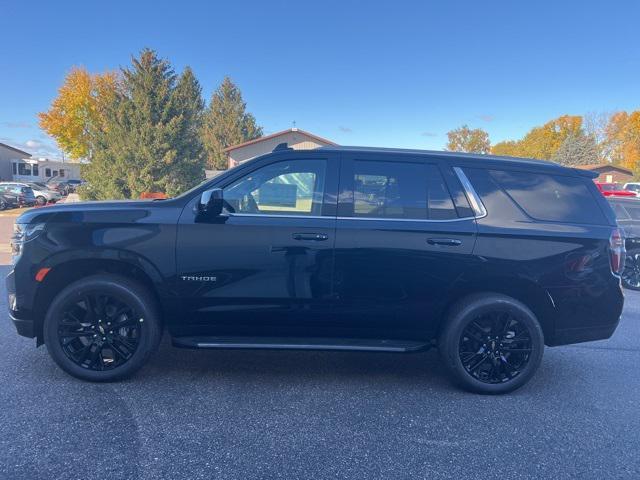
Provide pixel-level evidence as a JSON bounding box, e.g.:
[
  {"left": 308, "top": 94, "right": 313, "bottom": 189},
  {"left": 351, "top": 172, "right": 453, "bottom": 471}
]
[
  {"left": 292, "top": 233, "right": 329, "bottom": 241},
  {"left": 427, "top": 238, "right": 462, "bottom": 246}
]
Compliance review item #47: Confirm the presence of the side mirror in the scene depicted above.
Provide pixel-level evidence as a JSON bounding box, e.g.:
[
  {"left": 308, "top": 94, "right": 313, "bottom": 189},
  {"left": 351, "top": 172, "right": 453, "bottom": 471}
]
[{"left": 198, "top": 188, "right": 223, "bottom": 217}]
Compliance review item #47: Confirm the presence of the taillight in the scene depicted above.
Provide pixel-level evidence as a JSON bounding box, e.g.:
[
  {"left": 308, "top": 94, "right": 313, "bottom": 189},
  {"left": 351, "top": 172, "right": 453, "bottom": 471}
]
[{"left": 609, "top": 228, "right": 625, "bottom": 275}]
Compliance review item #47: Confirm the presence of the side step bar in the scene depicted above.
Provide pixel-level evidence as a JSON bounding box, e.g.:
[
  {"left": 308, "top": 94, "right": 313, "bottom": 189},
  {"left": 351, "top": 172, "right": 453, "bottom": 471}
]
[{"left": 172, "top": 336, "right": 430, "bottom": 353}]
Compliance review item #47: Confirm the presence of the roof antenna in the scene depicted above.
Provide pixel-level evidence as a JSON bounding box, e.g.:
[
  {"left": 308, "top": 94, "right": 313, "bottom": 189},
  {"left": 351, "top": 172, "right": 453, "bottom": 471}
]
[{"left": 292, "top": 120, "right": 297, "bottom": 131}]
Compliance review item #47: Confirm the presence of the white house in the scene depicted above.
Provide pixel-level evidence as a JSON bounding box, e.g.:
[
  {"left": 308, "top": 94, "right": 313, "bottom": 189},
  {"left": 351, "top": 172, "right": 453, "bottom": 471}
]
[
  {"left": 224, "top": 128, "right": 337, "bottom": 169},
  {"left": 11, "top": 157, "right": 82, "bottom": 183},
  {"left": 0, "top": 142, "right": 82, "bottom": 182}
]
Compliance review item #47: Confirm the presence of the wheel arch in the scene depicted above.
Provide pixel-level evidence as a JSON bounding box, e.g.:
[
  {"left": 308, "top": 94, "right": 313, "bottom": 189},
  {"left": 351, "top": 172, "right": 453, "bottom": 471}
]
[
  {"left": 33, "top": 250, "right": 167, "bottom": 345},
  {"left": 438, "top": 275, "right": 557, "bottom": 345}
]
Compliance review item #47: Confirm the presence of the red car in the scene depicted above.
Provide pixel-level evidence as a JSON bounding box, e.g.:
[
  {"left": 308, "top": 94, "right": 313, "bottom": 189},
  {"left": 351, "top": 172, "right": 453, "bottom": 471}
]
[{"left": 594, "top": 182, "right": 637, "bottom": 197}]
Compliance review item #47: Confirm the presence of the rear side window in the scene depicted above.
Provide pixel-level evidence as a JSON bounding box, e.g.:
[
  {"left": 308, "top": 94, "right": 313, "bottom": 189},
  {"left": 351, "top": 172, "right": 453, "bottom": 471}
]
[
  {"left": 490, "top": 170, "right": 606, "bottom": 224},
  {"left": 351, "top": 160, "right": 457, "bottom": 220},
  {"left": 611, "top": 203, "right": 630, "bottom": 220},
  {"left": 624, "top": 204, "right": 640, "bottom": 220}
]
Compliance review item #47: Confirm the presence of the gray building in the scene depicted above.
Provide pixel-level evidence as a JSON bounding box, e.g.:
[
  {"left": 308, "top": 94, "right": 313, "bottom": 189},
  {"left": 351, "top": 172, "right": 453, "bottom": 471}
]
[{"left": 0, "top": 142, "right": 31, "bottom": 181}]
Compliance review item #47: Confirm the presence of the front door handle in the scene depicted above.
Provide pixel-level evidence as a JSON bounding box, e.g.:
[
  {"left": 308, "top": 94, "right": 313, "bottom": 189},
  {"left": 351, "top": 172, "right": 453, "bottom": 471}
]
[
  {"left": 292, "top": 233, "right": 329, "bottom": 241},
  {"left": 427, "top": 238, "right": 462, "bottom": 246}
]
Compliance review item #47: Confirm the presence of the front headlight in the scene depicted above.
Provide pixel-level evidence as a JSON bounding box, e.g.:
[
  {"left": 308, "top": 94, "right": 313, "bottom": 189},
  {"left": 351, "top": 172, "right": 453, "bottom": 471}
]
[{"left": 11, "top": 223, "right": 45, "bottom": 263}]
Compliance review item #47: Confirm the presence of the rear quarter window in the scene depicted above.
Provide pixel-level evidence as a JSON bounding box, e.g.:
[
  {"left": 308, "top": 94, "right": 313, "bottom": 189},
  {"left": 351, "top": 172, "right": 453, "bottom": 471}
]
[{"left": 489, "top": 169, "right": 606, "bottom": 225}]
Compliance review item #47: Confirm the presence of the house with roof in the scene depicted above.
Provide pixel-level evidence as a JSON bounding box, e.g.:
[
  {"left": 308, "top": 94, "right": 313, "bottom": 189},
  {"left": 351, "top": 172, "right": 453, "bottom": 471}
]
[
  {"left": 574, "top": 164, "right": 633, "bottom": 183},
  {"left": 0, "top": 142, "right": 82, "bottom": 182},
  {"left": 224, "top": 128, "right": 336, "bottom": 169},
  {"left": 0, "top": 142, "right": 31, "bottom": 181}
]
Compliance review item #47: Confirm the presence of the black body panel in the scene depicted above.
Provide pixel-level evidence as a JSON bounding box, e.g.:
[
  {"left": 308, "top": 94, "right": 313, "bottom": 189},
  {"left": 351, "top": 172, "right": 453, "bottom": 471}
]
[{"left": 7, "top": 147, "right": 624, "bottom": 349}]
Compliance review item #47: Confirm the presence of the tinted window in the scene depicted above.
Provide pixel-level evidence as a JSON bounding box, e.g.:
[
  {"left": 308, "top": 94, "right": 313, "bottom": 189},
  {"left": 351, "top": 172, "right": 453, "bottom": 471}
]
[
  {"left": 490, "top": 170, "right": 606, "bottom": 224},
  {"left": 351, "top": 160, "right": 456, "bottom": 220},
  {"left": 45, "top": 168, "right": 51, "bottom": 177},
  {"left": 625, "top": 205, "right": 640, "bottom": 220},
  {"left": 224, "top": 159, "right": 326, "bottom": 216},
  {"left": 17, "top": 163, "right": 31, "bottom": 175},
  {"left": 611, "top": 202, "right": 630, "bottom": 220}
]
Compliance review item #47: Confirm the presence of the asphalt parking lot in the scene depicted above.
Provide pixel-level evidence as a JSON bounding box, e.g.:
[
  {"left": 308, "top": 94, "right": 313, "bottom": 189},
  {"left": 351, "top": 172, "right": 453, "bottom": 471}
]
[{"left": 0, "top": 213, "right": 639, "bottom": 479}]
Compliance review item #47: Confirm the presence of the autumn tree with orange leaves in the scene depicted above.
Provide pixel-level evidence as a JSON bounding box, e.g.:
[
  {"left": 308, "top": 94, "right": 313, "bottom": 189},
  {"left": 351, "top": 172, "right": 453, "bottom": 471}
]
[{"left": 38, "top": 67, "right": 117, "bottom": 160}]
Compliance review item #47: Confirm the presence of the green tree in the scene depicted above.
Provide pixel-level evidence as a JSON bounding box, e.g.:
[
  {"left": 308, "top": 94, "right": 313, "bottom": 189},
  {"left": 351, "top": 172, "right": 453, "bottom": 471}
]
[
  {"left": 81, "top": 49, "right": 205, "bottom": 199},
  {"left": 552, "top": 133, "right": 599, "bottom": 166},
  {"left": 201, "top": 77, "right": 263, "bottom": 169},
  {"left": 446, "top": 125, "right": 490, "bottom": 154}
]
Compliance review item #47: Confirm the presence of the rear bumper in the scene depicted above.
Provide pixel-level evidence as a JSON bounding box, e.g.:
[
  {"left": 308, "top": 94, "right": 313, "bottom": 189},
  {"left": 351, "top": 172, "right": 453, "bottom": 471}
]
[{"left": 552, "top": 321, "right": 620, "bottom": 346}]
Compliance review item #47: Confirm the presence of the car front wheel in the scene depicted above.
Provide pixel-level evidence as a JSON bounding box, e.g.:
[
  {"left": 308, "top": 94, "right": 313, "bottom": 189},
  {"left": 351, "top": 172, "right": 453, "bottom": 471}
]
[
  {"left": 439, "top": 293, "right": 544, "bottom": 394},
  {"left": 43, "top": 274, "right": 162, "bottom": 381}
]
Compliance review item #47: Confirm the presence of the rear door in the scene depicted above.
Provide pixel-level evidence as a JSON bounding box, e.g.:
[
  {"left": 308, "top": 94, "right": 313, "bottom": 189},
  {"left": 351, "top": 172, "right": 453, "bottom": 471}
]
[{"left": 332, "top": 154, "right": 478, "bottom": 340}]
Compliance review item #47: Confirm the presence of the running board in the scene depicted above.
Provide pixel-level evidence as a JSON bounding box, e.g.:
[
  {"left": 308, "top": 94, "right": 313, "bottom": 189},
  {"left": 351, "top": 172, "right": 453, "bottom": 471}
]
[{"left": 171, "top": 336, "right": 429, "bottom": 353}]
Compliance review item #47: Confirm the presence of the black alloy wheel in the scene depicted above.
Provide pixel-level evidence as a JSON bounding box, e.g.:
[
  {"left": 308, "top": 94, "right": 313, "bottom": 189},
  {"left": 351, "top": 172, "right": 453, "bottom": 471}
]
[
  {"left": 439, "top": 293, "right": 544, "bottom": 394},
  {"left": 458, "top": 312, "right": 532, "bottom": 384},
  {"left": 44, "top": 274, "right": 162, "bottom": 381},
  {"left": 57, "top": 293, "right": 142, "bottom": 371},
  {"left": 622, "top": 249, "right": 640, "bottom": 291}
]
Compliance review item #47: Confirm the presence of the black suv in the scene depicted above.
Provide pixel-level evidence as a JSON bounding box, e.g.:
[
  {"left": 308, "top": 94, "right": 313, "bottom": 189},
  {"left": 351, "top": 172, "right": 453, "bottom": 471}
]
[{"left": 7, "top": 147, "right": 625, "bottom": 394}]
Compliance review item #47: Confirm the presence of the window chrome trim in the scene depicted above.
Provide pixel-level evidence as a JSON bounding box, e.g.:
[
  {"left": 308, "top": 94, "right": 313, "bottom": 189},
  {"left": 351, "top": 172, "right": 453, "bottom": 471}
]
[
  {"left": 453, "top": 167, "right": 487, "bottom": 219},
  {"left": 336, "top": 216, "right": 475, "bottom": 223},
  {"left": 227, "top": 212, "right": 329, "bottom": 220}
]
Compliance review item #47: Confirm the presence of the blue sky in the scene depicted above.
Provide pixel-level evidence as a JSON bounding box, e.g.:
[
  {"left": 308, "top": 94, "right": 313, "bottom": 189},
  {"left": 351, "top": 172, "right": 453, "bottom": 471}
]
[{"left": 1, "top": 0, "right": 639, "bottom": 159}]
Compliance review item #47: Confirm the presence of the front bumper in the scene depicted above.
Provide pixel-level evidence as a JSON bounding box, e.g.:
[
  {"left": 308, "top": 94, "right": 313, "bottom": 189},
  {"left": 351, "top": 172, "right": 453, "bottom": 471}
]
[
  {"left": 6, "top": 268, "right": 37, "bottom": 339},
  {"left": 9, "top": 309, "right": 35, "bottom": 338}
]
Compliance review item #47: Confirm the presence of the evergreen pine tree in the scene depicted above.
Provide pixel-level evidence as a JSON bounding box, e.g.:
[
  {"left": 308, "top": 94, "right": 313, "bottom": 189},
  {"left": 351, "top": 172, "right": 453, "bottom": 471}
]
[
  {"left": 201, "top": 77, "right": 263, "bottom": 170},
  {"left": 81, "top": 49, "right": 205, "bottom": 199}
]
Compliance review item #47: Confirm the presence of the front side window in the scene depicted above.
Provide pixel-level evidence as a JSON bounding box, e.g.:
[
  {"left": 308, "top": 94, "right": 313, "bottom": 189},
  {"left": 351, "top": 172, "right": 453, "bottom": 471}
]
[
  {"left": 17, "top": 163, "right": 31, "bottom": 176},
  {"left": 223, "top": 159, "right": 326, "bottom": 216},
  {"left": 351, "top": 160, "right": 457, "bottom": 220}
]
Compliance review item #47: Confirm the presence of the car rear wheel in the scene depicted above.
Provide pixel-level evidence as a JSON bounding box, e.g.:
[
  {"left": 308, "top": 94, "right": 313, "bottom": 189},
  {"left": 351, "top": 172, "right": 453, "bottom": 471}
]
[
  {"left": 0, "top": 199, "right": 6, "bottom": 210},
  {"left": 43, "top": 274, "right": 162, "bottom": 381},
  {"left": 439, "top": 293, "right": 544, "bottom": 394},
  {"left": 621, "top": 248, "right": 640, "bottom": 290},
  {"left": 35, "top": 195, "right": 46, "bottom": 206}
]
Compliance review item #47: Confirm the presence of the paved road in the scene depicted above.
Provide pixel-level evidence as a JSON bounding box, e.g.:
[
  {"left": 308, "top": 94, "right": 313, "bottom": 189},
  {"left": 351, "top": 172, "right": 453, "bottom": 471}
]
[{"left": 0, "top": 221, "right": 639, "bottom": 478}]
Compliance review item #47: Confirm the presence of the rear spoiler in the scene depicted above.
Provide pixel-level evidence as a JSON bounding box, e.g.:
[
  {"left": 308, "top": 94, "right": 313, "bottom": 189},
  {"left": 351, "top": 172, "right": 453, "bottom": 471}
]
[{"left": 569, "top": 168, "right": 598, "bottom": 179}]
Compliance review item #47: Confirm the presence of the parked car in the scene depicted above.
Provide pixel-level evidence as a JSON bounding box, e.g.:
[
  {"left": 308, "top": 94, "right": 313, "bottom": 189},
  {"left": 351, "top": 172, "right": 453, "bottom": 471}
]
[
  {"left": 26, "top": 182, "right": 62, "bottom": 206},
  {"left": 595, "top": 181, "right": 637, "bottom": 197},
  {"left": 47, "top": 179, "right": 84, "bottom": 196},
  {"left": 0, "top": 183, "right": 36, "bottom": 207},
  {"left": 0, "top": 192, "right": 20, "bottom": 210},
  {"left": 607, "top": 197, "right": 640, "bottom": 290},
  {"left": 7, "top": 146, "right": 624, "bottom": 394},
  {"left": 623, "top": 182, "right": 640, "bottom": 195}
]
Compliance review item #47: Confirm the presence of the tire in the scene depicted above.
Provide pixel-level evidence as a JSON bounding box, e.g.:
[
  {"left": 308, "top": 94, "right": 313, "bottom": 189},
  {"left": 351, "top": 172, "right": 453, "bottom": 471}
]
[
  {"left": 43, "top": 274, "right": 162, "bottom": 382},
  {"left": 621, "top": 248, "right": 640, "bottom": 291},
  {"left": 36, "top": 196, "right": 46, "bottom": 206},
  {"left": 0, "top": 200, "right": 6, "bottom": 211},
  {"left": 438, "top": 293, "right": 544, "bottom": 394}
]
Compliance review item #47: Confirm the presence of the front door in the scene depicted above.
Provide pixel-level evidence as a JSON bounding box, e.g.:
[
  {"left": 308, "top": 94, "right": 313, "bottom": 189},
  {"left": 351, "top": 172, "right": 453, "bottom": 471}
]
[
  {"left": 175, "top": 153, "right": 338, "bottom": 338},
  {"left": 332, "top": 155, "right": 478, "bottom": 340}
]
